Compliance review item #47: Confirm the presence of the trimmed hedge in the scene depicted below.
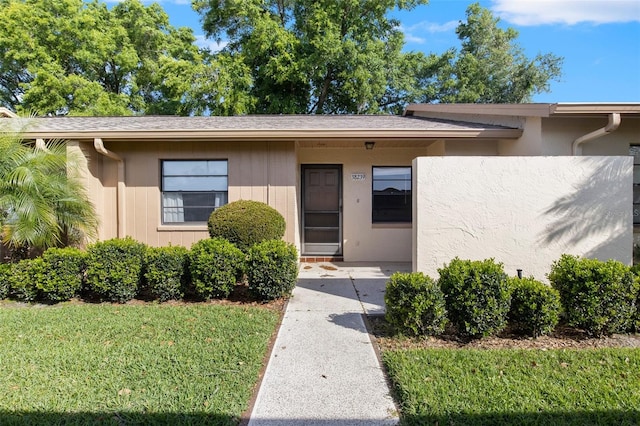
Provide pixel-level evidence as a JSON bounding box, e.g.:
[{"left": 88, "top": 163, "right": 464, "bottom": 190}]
[
  {"left": 0, "top": 263, "right": 10, "bottom": 299},
  {"left": 208, "top": 200, "right": 286, "bottom": 251},
  {"left": 36, "top": 247, "right": 86, "bottom": 302},
  {"left": 84, "top": 237, "right": 146, "bottom": 303},
  {"left": 8, "top": 259, "right": 40, "bottom": 302},
  {"left": 548, "top": 254, "right": 638, "bottom": 336},
  {"left": 385, "top": 272, "right": 448, "bottom": 336},
  {"left": 143, "top": 245, "right": 189, "bottom": 301},
  {"left": 508, "top": 276, "right": 561, "bottom": 337},
  {"left": 247, "top": 239, "right": 298, "bottom": 300},
  {"left": 438, "top": 257, "right": 511, "bottom": 338},
  {"left": 188, "top": 238, "right": 245, "bottom": 300}
]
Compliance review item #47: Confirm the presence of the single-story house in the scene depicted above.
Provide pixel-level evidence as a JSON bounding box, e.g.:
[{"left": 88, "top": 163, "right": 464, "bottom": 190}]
[{"left": 2, "top": 103, "right": 639, "bottom": 280}]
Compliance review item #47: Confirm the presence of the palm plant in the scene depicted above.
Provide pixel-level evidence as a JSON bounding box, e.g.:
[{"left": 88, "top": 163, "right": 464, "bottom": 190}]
[{"left": 0, "top": 124, "right": 97, "bottom": 257}]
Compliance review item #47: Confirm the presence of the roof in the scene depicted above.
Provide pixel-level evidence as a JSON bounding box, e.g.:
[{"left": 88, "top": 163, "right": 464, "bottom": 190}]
[
  {"left": 2, "top": 114, "right": 522, "bottom": 141},
  {"left": 405, "top": 103, "right": 640, "bottom": 118}
]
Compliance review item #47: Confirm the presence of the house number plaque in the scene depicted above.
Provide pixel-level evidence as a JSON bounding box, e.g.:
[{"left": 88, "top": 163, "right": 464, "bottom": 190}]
[{"left": 351, "top": 173, "right": 366, "bottom": 181}]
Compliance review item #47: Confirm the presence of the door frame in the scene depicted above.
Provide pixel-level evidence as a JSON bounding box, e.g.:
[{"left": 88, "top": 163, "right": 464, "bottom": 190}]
[{"left": 301, "top": 164, "right": 343, "bottom": 256}]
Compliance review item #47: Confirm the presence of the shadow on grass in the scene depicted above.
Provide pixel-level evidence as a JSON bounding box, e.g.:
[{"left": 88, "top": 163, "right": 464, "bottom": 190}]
[
  {"left": 401, "top": 410, "right": 640, "bottom": 426},
  {"left": 0, "top": 411, "right": 239, "bottom": 425}
]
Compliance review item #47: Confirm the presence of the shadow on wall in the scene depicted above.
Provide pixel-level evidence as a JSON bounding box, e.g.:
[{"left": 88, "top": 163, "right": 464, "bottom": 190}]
[{"left": 538, "top": 157, "right": 631, "bottom": 261}]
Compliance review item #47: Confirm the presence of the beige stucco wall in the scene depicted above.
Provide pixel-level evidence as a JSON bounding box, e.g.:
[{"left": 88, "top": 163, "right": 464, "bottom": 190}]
[
  {"left": 297, "top": 144, "right": 430, "bottom": 261},
  {"left": 80, "top": 140, "right": 299, "bottom": 249},
  {"left": 413, "top": 156, "right": 632, "bottom": 281},
  {"left": 541, "top": 116, "right": 640, "bottom": 155}
]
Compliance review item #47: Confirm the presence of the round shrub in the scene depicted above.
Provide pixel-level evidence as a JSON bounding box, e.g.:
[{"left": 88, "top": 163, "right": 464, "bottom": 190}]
[
  {"left": 385, "top": 272, "right": 447, "bottom": 336},
  {"left": 35, "top": 247, "right": 86, "bottom": 302},
  {"left": 438, "top": 257, "right": 511, "bottom": 338},
  {"left": 208, "top": 200, "right": 286, "bottom": 251},
  {"left": 0, "top": 263, "right": 11, "bottom": 300},
  {"left": 84, "top": 237, "right": 146, "bottom": 303},
  {"left": 143, "top": 245, "right": 189, "bottom": 302},
  {"left": 548, "top": 254, "right": 638, "bottom": 336},
  {"left": 508, "top": 277, "right": 561, "bottom": 337},
  {"left": 8, "top": 259, "right": 41, "bottom": 302},
  {"left": 188, "top": 238, "right": 245, "bottom": 300},
  {"left": 247, "top": 239, "right": 298, "bottom": 300}
]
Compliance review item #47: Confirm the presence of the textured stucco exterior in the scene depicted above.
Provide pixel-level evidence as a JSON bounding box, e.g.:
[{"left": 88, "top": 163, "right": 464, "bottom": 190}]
[{"left": 413, "top": 156, "right": 633, "bottom": 281}]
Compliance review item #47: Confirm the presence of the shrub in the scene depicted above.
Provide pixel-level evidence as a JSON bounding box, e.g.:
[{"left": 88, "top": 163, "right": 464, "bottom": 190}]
[
  {"left": 188, "top": 238, "right": 245, "bottom": 300},
  {"left": 384, "top": 272, "right": 447, "bottom": 336},
  {"left": 508, "top": 277, "right": 561, "bottom": 337},
  {"left": 0, "top": 263, "right": 11, "bottom": 299},
  {"left": 35, "top": 247, "right": 86, "bottom": 302},
  {"left": 438, "top": 257, "right": 511, "bottom": 338},
  {"left": 8, "top": 259, "right": 41, "bottom": 302},
  {"left": 143, "top": 245, "right": 189, "bottom": 301},
  {"left": 247, "top": 239, "right": 298, "bottom": 300},
  {"left": 208, "top": 200, "right": 286, "bottom": 251},
  {"left": 548, "top": 254, "right": 638, "bottom": 336},
  {"left": 84, "top": 237, "right": 146, "bottom": 303}
]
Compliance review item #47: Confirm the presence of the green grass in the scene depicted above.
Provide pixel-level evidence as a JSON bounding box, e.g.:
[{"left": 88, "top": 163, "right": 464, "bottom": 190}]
[
  {"left": 0, "top": 303, "right": 280, "bottom": 425},
  {"left": 383, "top": 348, "right": 640, "bottom": 425}
]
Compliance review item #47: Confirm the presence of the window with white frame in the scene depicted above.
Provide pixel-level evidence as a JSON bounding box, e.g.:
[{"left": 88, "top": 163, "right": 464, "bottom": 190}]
[
  {"left": 161, "top": 160, "right": 228, "bottom": 223},
  {"left": 372, "top": 166, "right": 412, "bottom": 223}
]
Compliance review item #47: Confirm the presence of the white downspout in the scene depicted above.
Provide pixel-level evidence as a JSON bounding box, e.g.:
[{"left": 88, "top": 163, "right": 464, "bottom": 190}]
[
  {"left": 572, "top": 113, "right": 621, "bottom": 155},
  {"left": 35, "top": 138, "right": 49, "bottom": 152},
  {"left": 94, "top": 138, "right": 126, "bottom": 238}
]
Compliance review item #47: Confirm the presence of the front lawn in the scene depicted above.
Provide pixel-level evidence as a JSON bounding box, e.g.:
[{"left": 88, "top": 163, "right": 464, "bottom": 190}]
[
  {"left": 0, "top": 303, "right": 280, "bottom": 425},
  {"left": 383, "top": 348, "right": 640, "bottom": 425}
]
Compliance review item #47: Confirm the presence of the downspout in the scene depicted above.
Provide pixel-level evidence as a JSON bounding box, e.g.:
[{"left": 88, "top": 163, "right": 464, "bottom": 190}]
[
  {"left": 35, "top": 138, "right": 49, "bottom": 152},
  {"left": 94, "top": 138, "right": 126, "bottom": 238},
  {"left": 572, "top": 113, "right": 621, "bottom": 155}
]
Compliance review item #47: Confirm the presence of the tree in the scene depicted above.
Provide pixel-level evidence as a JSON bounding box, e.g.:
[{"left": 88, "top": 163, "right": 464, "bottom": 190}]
[
  {"left": 0, "top": 121, "right": 98, "bottom": 254},
  {"left": 0, "top": 0, "right": 252, "bottom": 116},
  {"left": 194, "top": 0, "right": 435, "bottom": 114},
  {"left": 432, "top": 3, "right": 563, "bottom": 103}
]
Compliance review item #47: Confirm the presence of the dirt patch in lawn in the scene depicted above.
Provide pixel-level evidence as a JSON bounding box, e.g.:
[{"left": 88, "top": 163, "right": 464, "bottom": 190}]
[{"left": 367, "top": 315, "right": 640, "bottom": 351}]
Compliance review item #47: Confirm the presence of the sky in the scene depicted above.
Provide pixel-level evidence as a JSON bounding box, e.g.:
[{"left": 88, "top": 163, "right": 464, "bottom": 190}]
[{"left": 154, "top": 0, "right": 640, "bottom": 103}]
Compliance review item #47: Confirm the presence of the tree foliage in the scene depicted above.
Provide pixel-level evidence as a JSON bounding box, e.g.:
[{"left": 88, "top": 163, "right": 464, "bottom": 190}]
[
  {"left": 1, "top": 0, "right": 563, "bottom": 115},
  {"left": 431, "top": 3, "right": 563, "bottom": 103},
  {"left": 0, "top": 0, "right": 252, "bottom": 116},
  {"left": 194, "top": 0, "right": 441, "bottom": 114}
]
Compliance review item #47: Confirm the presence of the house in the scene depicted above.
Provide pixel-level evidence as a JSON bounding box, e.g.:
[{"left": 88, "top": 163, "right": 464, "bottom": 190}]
[{"left": 3, "top": 103, "right": 640, "bottom": 280}]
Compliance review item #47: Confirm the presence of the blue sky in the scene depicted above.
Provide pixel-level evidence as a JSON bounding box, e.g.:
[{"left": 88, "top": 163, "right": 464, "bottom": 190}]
[{"left": 157, "top": 0, "right": 640, "bottom": 103}]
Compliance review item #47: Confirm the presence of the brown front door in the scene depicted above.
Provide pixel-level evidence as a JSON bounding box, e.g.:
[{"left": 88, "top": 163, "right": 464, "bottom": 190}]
[{"left": 302, "top": 165, "right": 342, "bottom": 255}]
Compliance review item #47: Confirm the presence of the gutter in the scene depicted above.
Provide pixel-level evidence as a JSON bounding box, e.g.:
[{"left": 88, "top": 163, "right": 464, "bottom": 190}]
[
  {"left": 94, "top": 138, "right": 126, "bottom": 238},
  {"left": 572, "top": 113, "right": 621, "bottom": 155}
]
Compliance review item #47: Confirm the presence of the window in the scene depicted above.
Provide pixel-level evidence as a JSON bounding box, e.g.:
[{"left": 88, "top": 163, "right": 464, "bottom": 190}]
[
  {"left": 372, "top": 166, "right": 411, "bottom": 223},
  {"left": 161, "top": 160, "right": 228, "bottom": 223},
  {"left": 632, "top": 147, "right": 640, "bottom": 225}
]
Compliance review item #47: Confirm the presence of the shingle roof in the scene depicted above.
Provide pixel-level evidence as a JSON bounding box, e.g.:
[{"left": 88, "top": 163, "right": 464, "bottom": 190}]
[
  {"left": 24, "top": 115, "right": 512, "bottom": 131},
  {"left": 3, "top": 114, "right": 522, "bottom": 140}
]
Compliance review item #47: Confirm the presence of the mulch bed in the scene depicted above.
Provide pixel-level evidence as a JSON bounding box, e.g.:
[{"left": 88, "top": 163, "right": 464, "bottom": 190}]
[{"left": 367, "top": 315, "right": 640, "bottom": 351}]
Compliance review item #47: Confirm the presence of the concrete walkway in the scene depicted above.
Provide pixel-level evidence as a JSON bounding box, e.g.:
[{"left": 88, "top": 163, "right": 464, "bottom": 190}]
[{"left": 248, "top": 262, "right": 411, "bottom": 426}]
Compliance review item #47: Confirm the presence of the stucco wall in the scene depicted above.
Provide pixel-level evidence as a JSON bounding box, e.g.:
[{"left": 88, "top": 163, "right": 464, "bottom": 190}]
[{"left": 413, "top": 156, "right": 632, "bottom": 281}]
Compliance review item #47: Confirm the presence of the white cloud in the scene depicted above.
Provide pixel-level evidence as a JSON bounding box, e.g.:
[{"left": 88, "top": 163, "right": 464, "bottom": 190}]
[
  {"left": 195, "top": 35, "right": 228, "bottom": 52},
  {"left": 400, "top": 20, "right": 458, "bottom": 44},
  {"left": 491, "top": 0, "right": 640, "bottom": 26}
]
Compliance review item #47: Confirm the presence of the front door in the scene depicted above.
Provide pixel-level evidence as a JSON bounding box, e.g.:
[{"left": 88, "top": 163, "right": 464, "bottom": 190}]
[{"left": 302, "top": 165, "right": 342, "bottom": 255}]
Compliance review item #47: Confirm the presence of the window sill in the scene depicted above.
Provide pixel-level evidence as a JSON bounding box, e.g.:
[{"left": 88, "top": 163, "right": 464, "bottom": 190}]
[
  {"left": 372, "top": 222, "right": 412, "bottom": 229},
  {"left": 157, "top": 224, "right": 208, "bottom": 232}
]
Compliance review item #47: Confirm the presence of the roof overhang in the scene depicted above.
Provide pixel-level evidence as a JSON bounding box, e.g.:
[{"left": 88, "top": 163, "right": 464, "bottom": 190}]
[
  {"left": 405, "top": 103, "right": 640, "bottom": 118},
  {"left": 17, "top": 128, "right": 523, "bottom": 142}
]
